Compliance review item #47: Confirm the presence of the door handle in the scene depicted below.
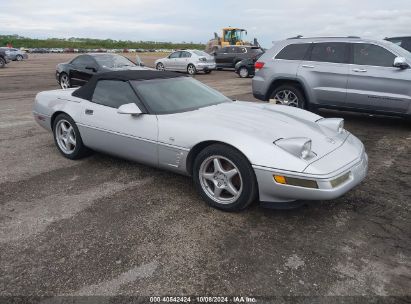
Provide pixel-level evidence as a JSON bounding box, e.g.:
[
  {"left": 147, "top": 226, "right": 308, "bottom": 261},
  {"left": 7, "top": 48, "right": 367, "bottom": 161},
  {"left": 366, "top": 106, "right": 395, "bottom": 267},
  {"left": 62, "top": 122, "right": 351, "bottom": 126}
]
[
  {"left": 302, "top": 64, "right": 315, "bottom": 68},
  {"left": 353, "top": 68, "right": 367, "bottom": 73},
  {"left": 85, "top": 109, "right": 94, "bottom": 115}
]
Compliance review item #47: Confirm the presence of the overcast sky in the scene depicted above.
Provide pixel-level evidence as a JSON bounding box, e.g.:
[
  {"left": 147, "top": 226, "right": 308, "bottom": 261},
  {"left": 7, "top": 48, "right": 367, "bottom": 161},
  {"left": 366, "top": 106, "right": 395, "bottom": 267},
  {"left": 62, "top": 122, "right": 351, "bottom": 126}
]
[{"left": 1, "top": 0, "right": 410, "bottom": 47}]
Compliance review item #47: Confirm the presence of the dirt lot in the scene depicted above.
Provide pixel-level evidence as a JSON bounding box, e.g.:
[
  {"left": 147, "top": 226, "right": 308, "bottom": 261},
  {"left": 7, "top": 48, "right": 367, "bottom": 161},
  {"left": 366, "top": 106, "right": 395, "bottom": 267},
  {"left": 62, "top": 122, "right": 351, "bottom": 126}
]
[{"left": 0, "top": 53, "right": 410, "bottom": 299}]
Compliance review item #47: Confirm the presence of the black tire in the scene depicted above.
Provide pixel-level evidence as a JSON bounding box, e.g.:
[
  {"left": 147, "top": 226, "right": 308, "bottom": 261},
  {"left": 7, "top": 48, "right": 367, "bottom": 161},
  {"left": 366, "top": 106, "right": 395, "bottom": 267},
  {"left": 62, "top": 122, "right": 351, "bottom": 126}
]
[
  {"left": 59, "top": 73, "right": 71, "bottom": 89},
  {"left": 238, "top": 67, "right": 249, "bottom": 78},
  {"left": 204, "top": 70, "right": 212, "bottom": 74},
  {"left": 216, "top": 67, "right": 223, "bottom": 71},
  {"left": 193, "top": 144, "right": 258, "bottom": 212},
  {"left": 16, "top": 55, "right": 23, "bottom": 61},
  {"left": 269, "top": 84, "right": 306, "bottom": 109},
  {"left": 0, "top": 57, "right": 5, "bottom": 68},
  {"left": 187, "top": 64, "right": 197, "bottom": 75},
  {"left": 52, "top": 113, "right": 91, "bottom": 160},
  {"left": 156, "top": 62, "right": 165, "bottom": 71}
]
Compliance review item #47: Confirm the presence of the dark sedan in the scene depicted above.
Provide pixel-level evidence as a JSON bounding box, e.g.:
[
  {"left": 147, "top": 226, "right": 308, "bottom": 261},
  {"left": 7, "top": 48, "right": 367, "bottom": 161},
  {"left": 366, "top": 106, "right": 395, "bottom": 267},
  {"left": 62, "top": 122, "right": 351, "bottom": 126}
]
[
  {"left": 56, "top": 53, "right": 148, "bottom": 89},
  {"left": 234, "top": 52, "right": 264, "bottom": 78},
  {"left": 385, "top": 36, "right": 411, "bottom": 52},
  {"left": 213, "top": 46, "right": 263, "bottom": 70}
]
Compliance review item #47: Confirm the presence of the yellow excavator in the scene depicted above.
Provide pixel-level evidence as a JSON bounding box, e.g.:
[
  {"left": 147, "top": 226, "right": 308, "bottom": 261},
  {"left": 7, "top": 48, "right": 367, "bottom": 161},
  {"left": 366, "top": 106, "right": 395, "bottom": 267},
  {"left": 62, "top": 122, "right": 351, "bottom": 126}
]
[{"left": 205, "top": 27, "right": 260, "bottom": 53}]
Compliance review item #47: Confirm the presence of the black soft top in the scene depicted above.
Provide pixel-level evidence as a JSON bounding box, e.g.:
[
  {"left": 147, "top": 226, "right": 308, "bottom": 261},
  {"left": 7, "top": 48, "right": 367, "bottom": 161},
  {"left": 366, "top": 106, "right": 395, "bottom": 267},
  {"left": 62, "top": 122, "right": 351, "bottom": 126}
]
[{"left": 72, "top": 70, "right": 185, "bottom": 101}]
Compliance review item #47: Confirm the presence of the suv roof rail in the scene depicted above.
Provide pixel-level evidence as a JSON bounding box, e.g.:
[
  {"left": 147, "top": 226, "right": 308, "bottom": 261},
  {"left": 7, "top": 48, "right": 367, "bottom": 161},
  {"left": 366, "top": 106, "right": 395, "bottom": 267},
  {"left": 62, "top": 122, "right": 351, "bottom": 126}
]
[{"left": 287, "top": 35, "right": 361, "bottom": 40}]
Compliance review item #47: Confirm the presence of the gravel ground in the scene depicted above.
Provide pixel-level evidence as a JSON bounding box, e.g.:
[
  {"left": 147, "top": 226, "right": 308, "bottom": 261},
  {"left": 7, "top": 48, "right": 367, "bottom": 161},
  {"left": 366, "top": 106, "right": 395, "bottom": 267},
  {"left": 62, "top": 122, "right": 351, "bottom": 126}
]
[{"left": 0, "top": 54, "right": 410, "bottom": 300}]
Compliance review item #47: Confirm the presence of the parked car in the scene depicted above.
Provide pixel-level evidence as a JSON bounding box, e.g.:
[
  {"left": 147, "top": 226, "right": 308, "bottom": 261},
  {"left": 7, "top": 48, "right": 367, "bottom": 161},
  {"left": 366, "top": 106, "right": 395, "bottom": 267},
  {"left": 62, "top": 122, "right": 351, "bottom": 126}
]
[
  {"left": 33, "top": 70, "right": 368, "bottom": 211},
  {"left": 235, "top": 52, "right": 264, "bottom": 78},
  {"left": 56, "top": 53, "right": 149, "bottom": 89},
  {"left": 0, "top": 49, "right": 11, "bottom": 68},
  {"left": 155, "top": 50, "right": 216, "bottom": 75},
  {"left": 385, "top": 36, "right": 411, "bottom": 52},
  {"left": 213, "top": 45, "right": 264, "bottom": 69},
  {"left": 252, "top": 37, "right": 411, "bottom": 118},
  {"left": 0, "top": 47, "right": 28, "bottom": 61}
]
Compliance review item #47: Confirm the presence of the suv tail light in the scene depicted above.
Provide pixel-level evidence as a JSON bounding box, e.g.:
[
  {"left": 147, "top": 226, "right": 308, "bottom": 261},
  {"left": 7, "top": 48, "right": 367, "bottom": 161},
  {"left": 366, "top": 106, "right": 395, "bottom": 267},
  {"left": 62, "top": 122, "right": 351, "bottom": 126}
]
[{"left": 255, "top": 61, "right": 265, "bottom": 71}]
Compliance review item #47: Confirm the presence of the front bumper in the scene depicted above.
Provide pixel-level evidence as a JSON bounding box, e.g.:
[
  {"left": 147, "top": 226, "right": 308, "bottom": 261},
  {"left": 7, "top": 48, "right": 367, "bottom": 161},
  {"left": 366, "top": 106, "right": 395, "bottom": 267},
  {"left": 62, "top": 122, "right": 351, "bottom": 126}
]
[
  {"left": 253, "top": 151, "right": 368, "bottom": 203},
  {"left": 195, "top": 62, "right": 216, "bottom": 71}
]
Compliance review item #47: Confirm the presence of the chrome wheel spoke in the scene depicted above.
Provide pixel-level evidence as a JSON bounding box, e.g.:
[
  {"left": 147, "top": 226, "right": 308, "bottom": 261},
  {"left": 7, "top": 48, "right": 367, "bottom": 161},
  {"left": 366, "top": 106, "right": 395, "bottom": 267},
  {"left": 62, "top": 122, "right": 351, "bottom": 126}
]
[
  {"left": 202, "top": 172, "right": 214, "bottom": 181},
  {"left": 225, "top": 168, "right": 238, "bottom": 179},
  {"left": 225, "top": 182, "right": 239, "bottom": 196},
  {"left": 213, "top": 158, "right": 223, "bottom": 173},
  {"left": 213, "top": 186, "right": 223, "bottom": 199}
]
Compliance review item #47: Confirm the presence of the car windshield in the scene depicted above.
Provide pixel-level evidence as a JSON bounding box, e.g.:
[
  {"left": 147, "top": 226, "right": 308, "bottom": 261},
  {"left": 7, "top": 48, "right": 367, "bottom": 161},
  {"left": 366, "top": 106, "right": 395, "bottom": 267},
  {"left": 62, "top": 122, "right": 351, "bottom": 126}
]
[
  {"left": 94, "top": 54, "right": 136, "bottom": 68},
  {"left": 132, "top": 77, "right": 231, "bottom": 114},
  {"left": 193, "top": 50, "right": 209, "bottom": 57},
  {"left": 383, "top": 40, "right": 411, "bottom": 60}
]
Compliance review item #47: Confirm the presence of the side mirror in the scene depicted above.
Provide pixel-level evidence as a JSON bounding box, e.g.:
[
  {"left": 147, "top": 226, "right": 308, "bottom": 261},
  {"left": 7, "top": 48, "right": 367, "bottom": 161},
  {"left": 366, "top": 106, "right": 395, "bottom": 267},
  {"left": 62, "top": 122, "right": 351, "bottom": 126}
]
[
  {"left": 117, "top": 103, "right": 142, "bottom": 116},
  {"left": 393, "top": 57, "right": 409, "bottom": 69},
  {"left": 85, "top": 66, "right": 97, "bottom": 72}
]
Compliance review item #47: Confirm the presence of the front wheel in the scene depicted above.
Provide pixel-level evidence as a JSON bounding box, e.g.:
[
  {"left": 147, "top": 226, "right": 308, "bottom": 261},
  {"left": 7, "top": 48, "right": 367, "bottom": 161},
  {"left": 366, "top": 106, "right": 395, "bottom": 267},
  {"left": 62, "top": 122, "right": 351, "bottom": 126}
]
[
  {"left": 269, "top": 85, "right": 305, "bottom": 108},
  {"left": 59, "top": 73, "right": 71, "bottom": 89},
  {"left": 53, "top": 114, "right": 91, "bottom": 160},
  {"left": 156, "top": 62, "right": 165, "bottom": 71},
  {"left": 193, "top": 144, "right": 258, "bottom": 211},
  {"left": 187, "top": 64, "right": 197, "bottom": 75},
  {"left": 16, "top": 55, "right": 23, "bottom": 61},
  {"left": 0, "top": 57, "right": 5, "bottom": 68}
]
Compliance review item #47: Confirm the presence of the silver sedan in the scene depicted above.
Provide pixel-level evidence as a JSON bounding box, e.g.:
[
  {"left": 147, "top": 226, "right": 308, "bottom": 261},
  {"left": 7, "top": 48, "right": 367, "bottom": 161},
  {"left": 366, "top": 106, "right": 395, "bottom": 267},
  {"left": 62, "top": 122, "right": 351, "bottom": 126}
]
[
  {"left": 32, "top": 70, "right": 368, "bottom": 211},
  {"left": 155, "top": 50, "right": 216, "bottom": 75},
  {"left": 0, "top": 48, "right": 28, "bottom": 61}
]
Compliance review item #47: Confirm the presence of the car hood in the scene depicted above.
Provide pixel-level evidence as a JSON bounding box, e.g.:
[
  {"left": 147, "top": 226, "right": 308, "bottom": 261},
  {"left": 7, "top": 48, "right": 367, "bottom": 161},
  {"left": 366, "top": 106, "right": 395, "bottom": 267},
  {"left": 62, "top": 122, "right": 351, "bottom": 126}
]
[{"left": 158, "top": 101, "right": 350, "bottom": 168}]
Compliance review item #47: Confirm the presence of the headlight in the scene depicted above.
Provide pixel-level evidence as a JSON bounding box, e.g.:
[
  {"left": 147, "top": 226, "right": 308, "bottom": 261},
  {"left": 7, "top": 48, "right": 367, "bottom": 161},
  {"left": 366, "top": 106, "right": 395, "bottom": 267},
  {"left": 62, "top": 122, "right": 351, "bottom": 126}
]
[
  {"left": 317, "top": 118, "right": 345, "bottom": 134},
  {"left": 275, "top": 137, "right": 314, "bottom": 160}
]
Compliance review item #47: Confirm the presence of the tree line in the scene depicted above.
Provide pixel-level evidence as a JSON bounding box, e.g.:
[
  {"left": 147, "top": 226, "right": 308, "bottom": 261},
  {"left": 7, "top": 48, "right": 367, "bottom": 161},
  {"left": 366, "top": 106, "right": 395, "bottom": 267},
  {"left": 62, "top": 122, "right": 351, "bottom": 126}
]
[{"left": 0, "top": 35, "right": 205, "bottom": 50}]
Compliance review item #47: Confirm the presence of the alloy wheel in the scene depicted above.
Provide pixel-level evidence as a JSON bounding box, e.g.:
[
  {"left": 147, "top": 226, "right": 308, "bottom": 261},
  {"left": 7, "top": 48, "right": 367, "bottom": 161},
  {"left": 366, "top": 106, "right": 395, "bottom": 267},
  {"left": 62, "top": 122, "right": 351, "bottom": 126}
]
[
  {"left": 156, "top": 63, "right": 165, "bottom": 71},
  {"left": 55, "top": 119, "right": 76, "bottom": 154},
  {"left": 269, "top": 90, "right": 299, "bottom": 107},
  {"left": 199, "top": 155, "right": 243, "bottom": 204},
  {"left": 60, "top": 74, "right": 70, "bottom": 89},
  {"left": 16, "top": 55, "right": 23, "bottom": 61},
  {"left": 187, "top": 65, "right": 196, "bottom": 75},
  {"left": 239, "top": 67, "right": 249, "bottom": 78}
]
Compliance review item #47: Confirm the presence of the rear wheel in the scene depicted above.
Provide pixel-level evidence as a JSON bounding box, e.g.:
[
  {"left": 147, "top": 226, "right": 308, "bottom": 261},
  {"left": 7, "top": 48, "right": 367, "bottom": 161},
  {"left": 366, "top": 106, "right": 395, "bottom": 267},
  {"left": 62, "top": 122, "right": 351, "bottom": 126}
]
[
  {"left": 187, "top": 64, "right": 197, "bottom": 75},
  {"left": 0, "top": 57, "right": 5, "bottom": 68},
  {"left": 204, "top": 70, "right": 212, "bottom": 74},
  {"left": 59, "top": 73, "right": 71, "bottom": 89},
  {"left": 269, "top": 85, "right": 305, "bottom": 109},
  {"left": 238, "top": 67, "right": 249, "bottom": 78},
  {"left": 53, "top": 114, "right": 91, "bottom": 160},
  {"left": 193, "top": 144, "right": 258, "bottom": 211},
  {"left": 156, "top": 62, "right": 165, "bottom": 71}
]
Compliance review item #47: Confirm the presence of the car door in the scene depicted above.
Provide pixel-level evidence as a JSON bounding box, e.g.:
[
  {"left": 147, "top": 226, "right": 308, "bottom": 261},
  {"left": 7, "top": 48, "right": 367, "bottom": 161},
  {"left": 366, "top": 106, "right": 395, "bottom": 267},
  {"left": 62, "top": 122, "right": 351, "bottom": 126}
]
[
  {"left": 178, "top": 51, "right": 191, "bottom": 70},
  {"left": 215, "top": 47, "right": 230, "bottom": 67},
  {"left": 297, "top": 42, "right": 349, "bottom": 107},
  {"left": 347, "top": 43, "right": 411, "bottom": 113},
  {"left": 165, "top": 51, "right": 181, "bottom": 70},
  {"left": 77, "top": 80, "right": 159, "bottom": 166},
  {"left": 70, "top": 55, "right": 98, "bottom": 86}
]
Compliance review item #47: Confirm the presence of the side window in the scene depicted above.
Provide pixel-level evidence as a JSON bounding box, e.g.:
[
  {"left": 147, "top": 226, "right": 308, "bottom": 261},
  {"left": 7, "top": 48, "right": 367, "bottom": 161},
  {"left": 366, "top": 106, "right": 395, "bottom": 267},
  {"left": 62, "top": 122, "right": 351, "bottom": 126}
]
[
  {"left": 181, "top": 51, "right": 191, "bottom": 58},
  {"left": 71, "top": 55, "right": 95, "bottom": 67},
  {"left": 92, "top": 80, "right": 139, "bottom": 109},
  {"left": 353, "top": 44, "right": 396, "bottom": 67},
  {"left": 220, "top": 47, "right": 229, "bottom": 53},
  {"left": 310, "top": 43, "right": 348, "bottom": 64},
  {"left": 275, "top": 43, "right": 310, "bottom": 60},
  {"left": 229, "top": 47, "right": 239, "bottom": 53},
  {"left": 169, "top": 52, "right": 181, "bottom": 59}
]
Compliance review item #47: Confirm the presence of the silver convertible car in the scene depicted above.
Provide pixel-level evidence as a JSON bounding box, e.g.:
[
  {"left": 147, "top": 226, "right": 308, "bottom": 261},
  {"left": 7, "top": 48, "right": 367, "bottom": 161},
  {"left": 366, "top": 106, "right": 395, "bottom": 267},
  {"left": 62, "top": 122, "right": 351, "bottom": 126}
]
[{"left": 33, "top": 71, "right": 368, "bottom": 211}]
